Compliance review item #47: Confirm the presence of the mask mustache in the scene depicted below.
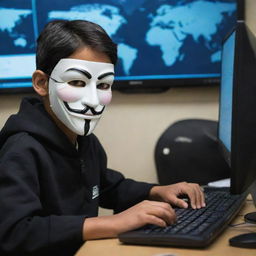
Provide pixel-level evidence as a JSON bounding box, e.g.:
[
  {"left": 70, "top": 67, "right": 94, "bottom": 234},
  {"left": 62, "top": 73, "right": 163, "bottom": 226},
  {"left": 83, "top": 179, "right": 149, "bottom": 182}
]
[{"left": 63, "top": 102, "right": 105, "bottom": 115}]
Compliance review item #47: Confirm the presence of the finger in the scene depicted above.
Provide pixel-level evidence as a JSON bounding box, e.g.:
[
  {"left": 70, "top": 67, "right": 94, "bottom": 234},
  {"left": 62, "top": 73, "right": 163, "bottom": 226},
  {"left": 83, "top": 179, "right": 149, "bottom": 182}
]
[
  {"left": 193, "top": 184, "right": 206, "bottom": 208},
  {"left": 149, "top": 201, "right": 173, "bottom": 211},
  {"left": 182, "top": 185, "right": 197, "bottom": 209},
  {"left": 140, "top": 200, "right": 175, "bottom": 219},
  {"left": 188, "top": 184, "right": 204, "bottom": 209},
  {"left": 166, "top": 194, "right": 189, "bottom": 209},
  {"left": 149, "top": 201, "right": 178, "bottom": 217},
  {"left": 192, "top": 185, "right": 205, "bottom": 207},
  {"left": 194, "top": 184, "right": 203, "bottom": 208},
  {"left": 146, "top": 215, "right": 167, "bottom": 227},
  {"left": 148, "top": 204, "right": 176, "bottom": 225},
  {"left": 152, "top": 206, "right": 176, "bottom": 225},
  {"left": 199, "top": 186, "right": 206, "bottom": 207},
  {"left": 142, "top": 200, "right": 175, "bottom": 215}
]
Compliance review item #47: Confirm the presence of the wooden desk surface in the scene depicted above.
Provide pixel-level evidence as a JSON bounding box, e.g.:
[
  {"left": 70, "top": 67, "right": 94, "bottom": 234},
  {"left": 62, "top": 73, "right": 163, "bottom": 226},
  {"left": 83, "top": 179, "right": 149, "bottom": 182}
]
[{"left": 76, "top": 199, "right": 256, "bottom": 256}]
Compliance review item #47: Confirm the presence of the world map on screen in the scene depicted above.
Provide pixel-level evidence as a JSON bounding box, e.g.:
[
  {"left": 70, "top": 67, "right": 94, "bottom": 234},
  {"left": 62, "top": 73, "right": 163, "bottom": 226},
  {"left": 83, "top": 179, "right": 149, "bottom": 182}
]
[
  {"left": 0, "top": 0, "right": 236, "bottom": 80},
  {"left": 0, "top": 7, "right": 34, "bottom": 51}
]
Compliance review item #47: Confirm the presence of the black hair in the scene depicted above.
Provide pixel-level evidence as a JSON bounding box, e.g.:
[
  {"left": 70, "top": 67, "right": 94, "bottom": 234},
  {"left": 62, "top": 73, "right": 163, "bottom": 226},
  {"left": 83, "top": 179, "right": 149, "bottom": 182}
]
[{"left": 36, "top": 20, "right": 118, "bottom": 75}]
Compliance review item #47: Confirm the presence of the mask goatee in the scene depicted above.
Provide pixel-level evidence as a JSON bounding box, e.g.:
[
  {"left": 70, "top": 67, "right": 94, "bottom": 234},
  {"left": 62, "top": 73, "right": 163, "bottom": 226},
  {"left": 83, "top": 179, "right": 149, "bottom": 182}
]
[{"left": 84, "top": 120, "right": 91, "bottom": 135}]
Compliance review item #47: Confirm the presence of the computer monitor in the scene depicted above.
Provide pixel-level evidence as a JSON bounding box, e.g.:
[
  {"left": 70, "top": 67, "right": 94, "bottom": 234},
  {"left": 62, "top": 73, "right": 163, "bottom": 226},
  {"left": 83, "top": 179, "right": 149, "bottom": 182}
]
[
  {"left": 0, "top": 0, "right": 237, "bottom": 93},
  {"left": 218, "top": 20, "right": 256, "bottom": 202}
]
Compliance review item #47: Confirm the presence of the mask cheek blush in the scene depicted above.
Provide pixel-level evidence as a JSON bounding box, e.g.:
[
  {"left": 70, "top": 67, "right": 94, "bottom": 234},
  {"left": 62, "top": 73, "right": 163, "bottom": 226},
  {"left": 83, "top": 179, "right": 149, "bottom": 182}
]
[
  {"left": 56, "top": 85, "right": 81, "bottom": 102},
  {"left": 99, "top": 91, "right": 112, "bottom": 105}
]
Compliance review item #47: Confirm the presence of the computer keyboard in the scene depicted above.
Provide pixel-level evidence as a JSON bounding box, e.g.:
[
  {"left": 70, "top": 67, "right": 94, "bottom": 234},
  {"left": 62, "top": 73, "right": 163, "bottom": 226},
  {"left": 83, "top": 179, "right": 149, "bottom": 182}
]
[{"left": 118, "top": 187, "right": 247, "bottom": 248}]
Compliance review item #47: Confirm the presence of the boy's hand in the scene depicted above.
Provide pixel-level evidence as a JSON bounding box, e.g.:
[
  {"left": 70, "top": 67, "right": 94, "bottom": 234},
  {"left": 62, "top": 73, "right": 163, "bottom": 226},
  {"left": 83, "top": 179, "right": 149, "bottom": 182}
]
[
  {"left": 149, "top": 182, "right": 205, "bottom": 209},
  {"left": 83, "top": 200, "right": 176, "bottom": 240},
  {"left": 116, "top": 200, "right": 176, "bottom": 229}
]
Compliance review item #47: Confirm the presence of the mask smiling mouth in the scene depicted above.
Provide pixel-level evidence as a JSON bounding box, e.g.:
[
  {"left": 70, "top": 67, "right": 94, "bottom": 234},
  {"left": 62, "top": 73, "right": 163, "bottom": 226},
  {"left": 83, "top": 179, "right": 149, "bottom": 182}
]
[{"left": 63, "top": 102, "right": 105, "bottom": 116}]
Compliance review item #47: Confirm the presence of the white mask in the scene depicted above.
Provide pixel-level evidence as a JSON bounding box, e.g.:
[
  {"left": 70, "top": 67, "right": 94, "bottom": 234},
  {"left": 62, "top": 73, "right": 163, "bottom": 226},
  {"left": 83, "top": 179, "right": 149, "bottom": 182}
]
[{"left": 48, "top": 58, "right": 114, "bottom": 136}]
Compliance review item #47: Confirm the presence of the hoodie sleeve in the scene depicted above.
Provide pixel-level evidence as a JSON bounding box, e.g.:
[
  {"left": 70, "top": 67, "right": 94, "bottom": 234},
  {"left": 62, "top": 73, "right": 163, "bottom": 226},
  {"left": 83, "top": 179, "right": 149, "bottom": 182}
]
[
  {"left": 91, "top": 136, "right": 156, "bottom": 213},
  {"left": 99, "top": 168, "right": 156, "bottom": 213},
  {"left": 0, "top": 133, "right": 85, "bottom": 256}
]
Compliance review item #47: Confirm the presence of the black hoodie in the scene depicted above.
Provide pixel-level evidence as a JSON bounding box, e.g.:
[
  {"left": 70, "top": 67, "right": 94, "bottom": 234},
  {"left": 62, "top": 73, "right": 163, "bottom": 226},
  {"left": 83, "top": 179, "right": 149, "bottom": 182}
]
[{"left": 0, "top": 97, "right": 154, "bottom": 256}]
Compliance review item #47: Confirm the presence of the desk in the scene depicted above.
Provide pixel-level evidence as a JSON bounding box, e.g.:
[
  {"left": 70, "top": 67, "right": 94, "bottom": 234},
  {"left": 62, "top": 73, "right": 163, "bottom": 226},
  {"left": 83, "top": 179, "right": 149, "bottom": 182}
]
[{"left": 76, "top": 199, "right": 256, "bottom": 256}]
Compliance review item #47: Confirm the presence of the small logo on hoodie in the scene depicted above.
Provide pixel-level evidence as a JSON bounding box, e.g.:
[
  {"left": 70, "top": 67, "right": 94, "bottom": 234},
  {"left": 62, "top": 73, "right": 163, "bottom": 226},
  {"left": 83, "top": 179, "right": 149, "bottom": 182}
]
[{"left": 92, "top": 185, "right": 99, "bottom": 199}]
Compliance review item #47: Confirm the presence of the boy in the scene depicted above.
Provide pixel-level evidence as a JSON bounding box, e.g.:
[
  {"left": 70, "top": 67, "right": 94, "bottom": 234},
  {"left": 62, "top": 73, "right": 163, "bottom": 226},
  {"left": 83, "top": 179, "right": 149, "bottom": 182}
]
[{"left": 0, "top": 20, "right": 205, "bottom": 255}]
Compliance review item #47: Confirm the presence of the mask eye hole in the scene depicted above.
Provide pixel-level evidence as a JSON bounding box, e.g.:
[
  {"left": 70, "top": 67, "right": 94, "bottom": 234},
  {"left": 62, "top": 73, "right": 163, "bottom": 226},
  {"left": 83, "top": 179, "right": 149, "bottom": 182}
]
[
  {"left": 97, "top": 83, "right": 111, "bottom": 90},
  {"left": 68, "top": 80, "right": 86, "bottom": 87}
]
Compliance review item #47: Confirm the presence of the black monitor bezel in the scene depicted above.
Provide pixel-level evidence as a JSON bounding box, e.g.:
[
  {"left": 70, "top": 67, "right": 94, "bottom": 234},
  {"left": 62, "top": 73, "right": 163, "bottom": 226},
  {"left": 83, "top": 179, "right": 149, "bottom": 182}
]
[
  {"left": 218, "top": 21, "right": 256, "bottom": 194},
  {"left": 0, "top": 79, "right": 34, "bottom": 94},
  {"left": 112, "top": 76, "right": 220, "bottom": 93}
]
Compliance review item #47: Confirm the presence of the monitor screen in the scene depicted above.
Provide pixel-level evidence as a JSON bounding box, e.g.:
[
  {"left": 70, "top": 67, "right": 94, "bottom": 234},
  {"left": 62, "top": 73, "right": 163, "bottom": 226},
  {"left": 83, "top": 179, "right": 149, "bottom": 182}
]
[
  {"left": 0, "top": 0, "right": 237, "bottom": 93},
  {"left": 218, "top": 30, "right": 235, "bottom": 155},
  {"left": 218, "top": 21, "right": 256, "bottom": 195}
]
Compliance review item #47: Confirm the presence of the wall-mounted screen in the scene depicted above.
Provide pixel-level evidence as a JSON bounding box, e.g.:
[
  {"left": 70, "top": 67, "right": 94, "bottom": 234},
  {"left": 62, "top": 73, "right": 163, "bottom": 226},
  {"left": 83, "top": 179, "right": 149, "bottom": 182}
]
[{"left": 0, "top": 0, "right": 237, "bottom": 93}]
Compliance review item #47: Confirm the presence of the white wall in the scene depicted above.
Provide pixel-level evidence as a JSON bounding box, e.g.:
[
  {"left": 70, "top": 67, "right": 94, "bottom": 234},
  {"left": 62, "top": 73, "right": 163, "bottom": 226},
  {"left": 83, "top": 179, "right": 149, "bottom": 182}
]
[
  {"left": 94, "top": 87, "right": 219, "bottom": 183},
  {"left": 246, "top": 0, "right": 256, "bottom": 35}
]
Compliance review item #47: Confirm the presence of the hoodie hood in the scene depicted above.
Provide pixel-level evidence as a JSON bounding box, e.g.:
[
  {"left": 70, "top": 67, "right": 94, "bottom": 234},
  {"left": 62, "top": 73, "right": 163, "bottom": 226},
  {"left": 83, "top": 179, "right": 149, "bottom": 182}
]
[{"left": 0, "top": 97, "right": 80, "bottom": 156}]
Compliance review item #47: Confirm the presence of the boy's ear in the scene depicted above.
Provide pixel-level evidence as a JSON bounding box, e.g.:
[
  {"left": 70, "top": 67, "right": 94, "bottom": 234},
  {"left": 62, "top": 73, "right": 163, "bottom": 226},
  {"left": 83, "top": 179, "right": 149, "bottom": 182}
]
[{"left": 32, "top": 70, "right": 49, "bottom": 96}]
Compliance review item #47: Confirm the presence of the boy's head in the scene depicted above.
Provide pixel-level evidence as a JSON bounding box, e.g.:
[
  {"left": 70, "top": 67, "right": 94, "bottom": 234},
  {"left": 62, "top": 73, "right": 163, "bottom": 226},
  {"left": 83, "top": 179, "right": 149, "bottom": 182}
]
[
  {"left": 32, "top": 20, "right": 117, "bottom": 137},
  {"left": 36, "top": 19, "right": 117, "bottom": 75}
]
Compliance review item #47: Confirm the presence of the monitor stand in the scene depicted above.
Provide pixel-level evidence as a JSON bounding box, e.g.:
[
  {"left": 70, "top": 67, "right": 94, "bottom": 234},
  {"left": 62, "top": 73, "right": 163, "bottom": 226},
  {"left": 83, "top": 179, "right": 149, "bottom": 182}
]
[
  {"left": 229, "top": 180, "right": 256, "bottom": 248},
  {"left": 250, "top": 179, "right": 256, "bottom": 206}
]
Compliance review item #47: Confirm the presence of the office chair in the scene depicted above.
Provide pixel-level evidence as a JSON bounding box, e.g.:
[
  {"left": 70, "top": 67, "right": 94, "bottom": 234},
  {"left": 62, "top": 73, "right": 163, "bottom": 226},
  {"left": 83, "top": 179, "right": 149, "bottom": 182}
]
[{"left": 155, "top": 119, "right": 231, "bottom": 185}]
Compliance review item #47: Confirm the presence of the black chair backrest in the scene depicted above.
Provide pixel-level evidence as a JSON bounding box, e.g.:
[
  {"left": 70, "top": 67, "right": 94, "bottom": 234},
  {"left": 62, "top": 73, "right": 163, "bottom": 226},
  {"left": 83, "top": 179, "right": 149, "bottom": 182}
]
[{"left": 155, "top": 119, "right": 231, "bottom": 185}]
